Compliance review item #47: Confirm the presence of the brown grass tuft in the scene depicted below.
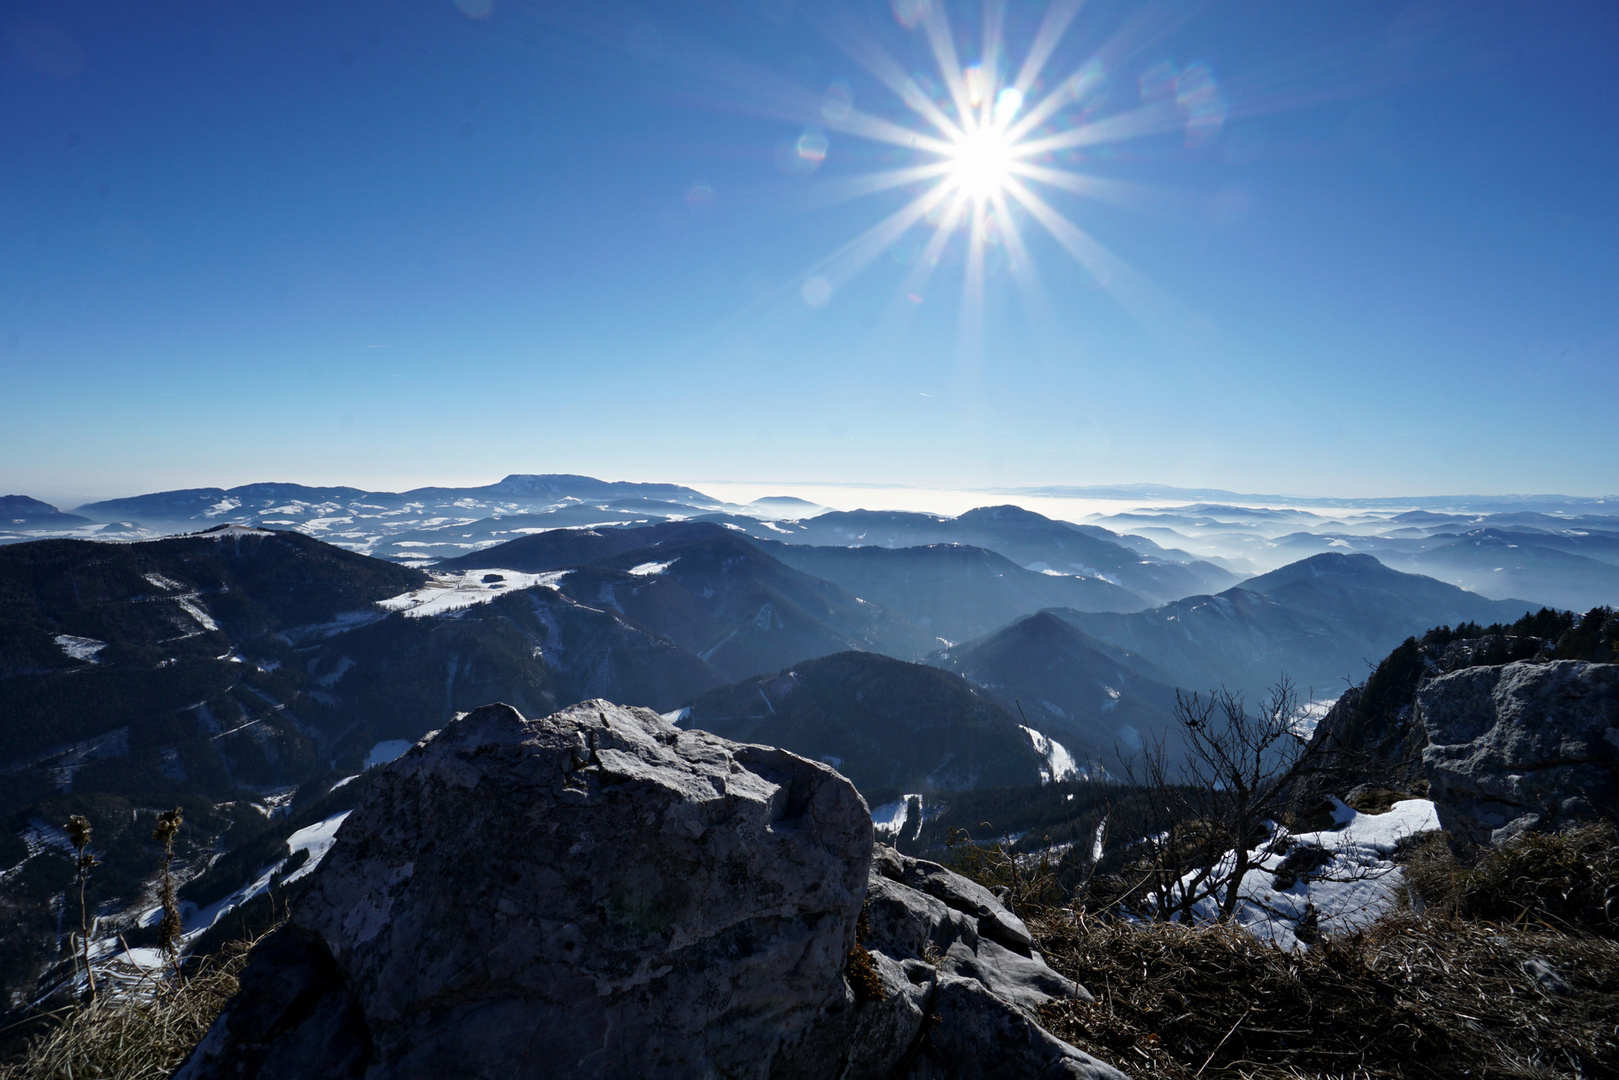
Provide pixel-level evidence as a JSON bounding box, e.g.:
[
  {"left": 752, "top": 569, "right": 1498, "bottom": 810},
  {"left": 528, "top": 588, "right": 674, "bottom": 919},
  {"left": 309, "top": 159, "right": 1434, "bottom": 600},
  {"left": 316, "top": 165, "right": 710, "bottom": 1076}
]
[{"left": 0, "top": 933, "right": 265, "bottom": 1080}]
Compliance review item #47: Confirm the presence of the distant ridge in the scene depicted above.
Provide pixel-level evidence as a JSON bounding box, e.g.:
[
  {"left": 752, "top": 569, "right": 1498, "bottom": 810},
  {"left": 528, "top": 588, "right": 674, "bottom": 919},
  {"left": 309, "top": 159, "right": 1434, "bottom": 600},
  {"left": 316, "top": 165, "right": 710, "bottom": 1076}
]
[
  {"left": 76, "top": 474, "right": 721, "bottom": 522},
  {"left": 1008, "top": 484, "right": 1619, "bottom": 516},
  {"left": 1055, "top": 552, "right": 1542, "bottom": 701},
  {"left": 1, "top": 495, "right": 93, "bottom": 528}
]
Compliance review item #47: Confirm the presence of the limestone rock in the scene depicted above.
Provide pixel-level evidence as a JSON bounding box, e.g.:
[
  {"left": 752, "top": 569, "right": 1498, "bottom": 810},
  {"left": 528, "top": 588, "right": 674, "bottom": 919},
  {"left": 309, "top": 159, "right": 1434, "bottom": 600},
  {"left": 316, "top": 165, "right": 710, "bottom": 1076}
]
[
  {"left": 175, "top": 702, "right": 1128, "bottom": 1080},
  {"left": 1418, "top": 660, "right": 1619, "bottom": 845},
  {"left": 844, "top": 846, "right": 1121, "bottom": 1080},
  {"left": 177, "top": 701, "right": 871, "bottom": 1080}
]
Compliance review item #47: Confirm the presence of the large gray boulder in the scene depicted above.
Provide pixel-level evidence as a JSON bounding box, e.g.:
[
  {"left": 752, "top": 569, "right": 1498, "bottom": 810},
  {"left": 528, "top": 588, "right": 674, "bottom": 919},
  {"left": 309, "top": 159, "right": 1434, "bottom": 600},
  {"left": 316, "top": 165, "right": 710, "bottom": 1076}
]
[
  {"left": 1418, "top": 660, "right": 1619, "bottom": 845},
  {"left": 175, "top": 701, "right": 1127, "bottom": 1080}
]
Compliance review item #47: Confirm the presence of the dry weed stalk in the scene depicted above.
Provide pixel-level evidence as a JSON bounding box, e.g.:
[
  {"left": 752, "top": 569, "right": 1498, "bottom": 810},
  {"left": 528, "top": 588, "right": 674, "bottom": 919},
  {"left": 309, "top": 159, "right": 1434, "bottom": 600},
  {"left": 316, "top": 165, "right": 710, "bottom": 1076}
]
[
  {"left": 64, "top": 816, "right": 97, "bottom": 1001},
  {"left": 152, "top": 808, "right": 185, "bottom": 984}
]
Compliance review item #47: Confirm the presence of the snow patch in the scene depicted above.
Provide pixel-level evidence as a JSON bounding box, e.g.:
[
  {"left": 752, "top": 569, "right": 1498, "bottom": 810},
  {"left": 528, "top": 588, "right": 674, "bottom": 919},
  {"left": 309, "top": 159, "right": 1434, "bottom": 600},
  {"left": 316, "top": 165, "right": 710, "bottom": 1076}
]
[
  {"left": 627, "top": 559, "right": 676, "bottom": 577},
  {"left": 181, "top": 810, "right": 351, "bottom": 939},
  {"left": 202, "top": 524, "right": 272, "bottom": 538},
  {"left": 174, "top": 596, "right": 219, "bottom": 631},
  {"left": 55, "top": 634, "right": 107, "bottom": 663},
  {"left": 1020, "top": 725, "right": 1080, "bottom": 783},
  {"left": 1291, "top": 699, "right": 1337, "bottom": 739},
  {"left": 364, "top": 739, "right": 414, "bottom": 769},
  {"left": 281, "top": 811, "right": 351, "bottom": 885},
  {"left": 1166, "top": 797, "right": 1442, "bottom": 952},
  {"left": 377, "top": 569, "right": 568, "bottom": 618}
]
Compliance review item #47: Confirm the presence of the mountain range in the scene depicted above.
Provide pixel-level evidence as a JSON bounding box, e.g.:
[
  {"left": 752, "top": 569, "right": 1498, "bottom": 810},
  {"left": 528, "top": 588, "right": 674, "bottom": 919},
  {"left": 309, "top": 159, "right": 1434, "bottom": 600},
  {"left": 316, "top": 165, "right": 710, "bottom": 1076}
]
[
  {"left": 1053, "top": 552, "right": 1539, "bottom": 701},
  {"left": 0, "top": 482, "right": 1594, "bottom": 1011},
  {"left": 11, "top": 472, "right": 1617, "bottom": 611}
]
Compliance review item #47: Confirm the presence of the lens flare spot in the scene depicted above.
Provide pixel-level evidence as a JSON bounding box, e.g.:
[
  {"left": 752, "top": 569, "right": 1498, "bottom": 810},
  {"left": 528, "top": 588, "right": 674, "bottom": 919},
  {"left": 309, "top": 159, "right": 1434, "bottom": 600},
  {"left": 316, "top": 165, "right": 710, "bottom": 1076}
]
[
  {"left": 890, "top": 233, "right": 922, "bottom": 265},
  {"left": 979, "top": 210, "right": 1002, "bottom": 246},
  {"left": 822, "top": 79, "right": 854, "bottom": 123},
  {"left": 964, "top": 64, "right": 989, "bottom": 107},
  {"left": 685, "top": 183, "right": 715, "bottom": 209},
  {"left": 890, "top": 0, "right": 928, "bottom": 30},
  {"left": 797, "top": 127, "right": 829, "bottom": 163},
  {"left": 1066, "top": 62, "right": 1104, "bottom": 103},
  {"left": 993, "top": 87, "right": 1024, "bottom": 126},
  {"left": 801, "top": 276, "right": 833, "bottom": 307},
  {"left": 1175, "top": 62, "right": 1226, "bottom": 146},
  {"left": 1139, "top": 60, "right": 1178, "bottom": 103}
]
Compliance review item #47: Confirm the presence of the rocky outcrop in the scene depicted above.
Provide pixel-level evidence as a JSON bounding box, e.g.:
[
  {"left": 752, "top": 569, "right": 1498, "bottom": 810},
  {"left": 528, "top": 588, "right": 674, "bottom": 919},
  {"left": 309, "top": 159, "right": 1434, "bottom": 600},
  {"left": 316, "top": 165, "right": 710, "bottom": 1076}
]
[
  {"left": 1418, "top": 660, "right": 1619, "bottom": 845},
  {"left": 174, "top": 701, "right": 1126, "bottom": 1080},
  {"left": 1291, "top": 633, "right": 1619, "bottom": 848},
  {"left": 847, "top": 845, "right": 1119, "bottom": 1079}
]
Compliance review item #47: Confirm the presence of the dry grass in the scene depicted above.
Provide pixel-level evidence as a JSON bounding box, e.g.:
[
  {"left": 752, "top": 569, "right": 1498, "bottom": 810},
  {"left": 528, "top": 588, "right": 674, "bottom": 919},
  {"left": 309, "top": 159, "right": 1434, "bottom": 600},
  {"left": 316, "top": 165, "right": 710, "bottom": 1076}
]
[
  {"left": 1033, "top": 909, "right": 1619, "bottom": 1079},
  {"left": 1405, "top": 822, "right": 1618, "bottom": 937},
  {"left": 0, "top": 935, "right": 263, "bottom": 1080}
]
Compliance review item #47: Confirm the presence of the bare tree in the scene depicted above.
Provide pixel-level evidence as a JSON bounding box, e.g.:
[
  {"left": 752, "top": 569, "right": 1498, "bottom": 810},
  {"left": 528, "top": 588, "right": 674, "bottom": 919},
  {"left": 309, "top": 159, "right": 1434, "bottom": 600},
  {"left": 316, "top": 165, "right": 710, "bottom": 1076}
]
[{"left": 1122, "top": 677, "right": 1309, "bottom": 923}]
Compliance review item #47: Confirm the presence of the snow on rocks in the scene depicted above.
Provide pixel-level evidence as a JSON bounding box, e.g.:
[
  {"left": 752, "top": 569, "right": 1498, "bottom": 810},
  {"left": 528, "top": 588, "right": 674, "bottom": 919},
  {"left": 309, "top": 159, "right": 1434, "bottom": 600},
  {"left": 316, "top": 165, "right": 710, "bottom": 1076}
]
[
  {"left": 375, "top": 568, "right": 567, "bottom": 618},
  {"left": 1019, "top": 724, "right": 1080, "bottom": 783},
  {"left": 871, "top": 794, "right": 924, "bottom": 841}
]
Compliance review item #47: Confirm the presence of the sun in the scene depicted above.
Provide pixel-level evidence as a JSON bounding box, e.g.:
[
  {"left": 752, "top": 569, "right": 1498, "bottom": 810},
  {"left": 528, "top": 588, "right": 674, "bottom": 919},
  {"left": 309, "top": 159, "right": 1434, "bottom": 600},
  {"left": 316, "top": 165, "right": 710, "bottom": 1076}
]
[{"left": 946, "top": 123, "right": 1017, "bottom": 200}]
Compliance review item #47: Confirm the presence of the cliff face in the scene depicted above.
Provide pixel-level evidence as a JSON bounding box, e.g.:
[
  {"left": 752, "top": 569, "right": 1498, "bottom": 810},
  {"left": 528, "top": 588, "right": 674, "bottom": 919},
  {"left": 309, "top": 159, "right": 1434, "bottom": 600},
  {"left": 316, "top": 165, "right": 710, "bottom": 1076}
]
[
  {"left": 1301, "top": 639, "right": 1618, "bottom": 847},
  {"left": 174, "top": 701, "right": 1129, "bottom": 1080},
  {"left": 1419, "top": 660, "right": 1619, "bottom": 845}
]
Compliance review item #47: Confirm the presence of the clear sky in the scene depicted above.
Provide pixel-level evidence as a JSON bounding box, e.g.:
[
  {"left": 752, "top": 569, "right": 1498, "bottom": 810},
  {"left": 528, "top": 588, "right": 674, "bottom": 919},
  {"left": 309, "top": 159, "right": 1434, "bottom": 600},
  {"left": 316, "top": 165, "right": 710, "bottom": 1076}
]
[{"left": 2, "top": 0, "right": 1615, "bottom": 506}]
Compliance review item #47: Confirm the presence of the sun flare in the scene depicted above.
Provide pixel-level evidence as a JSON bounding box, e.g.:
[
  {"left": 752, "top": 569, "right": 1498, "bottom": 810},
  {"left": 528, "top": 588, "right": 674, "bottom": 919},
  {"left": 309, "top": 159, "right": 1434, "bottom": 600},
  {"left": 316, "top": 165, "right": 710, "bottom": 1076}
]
[{"left": 764, "top": 0, "right": 1230, "bottom": 337}]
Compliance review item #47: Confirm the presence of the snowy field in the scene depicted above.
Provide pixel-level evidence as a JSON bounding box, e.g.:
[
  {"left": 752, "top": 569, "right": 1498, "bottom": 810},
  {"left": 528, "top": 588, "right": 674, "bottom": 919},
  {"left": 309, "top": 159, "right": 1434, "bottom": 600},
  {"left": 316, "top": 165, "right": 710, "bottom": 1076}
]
[{"left": 376, "top": 569, "right": 568, "bottom": 617}]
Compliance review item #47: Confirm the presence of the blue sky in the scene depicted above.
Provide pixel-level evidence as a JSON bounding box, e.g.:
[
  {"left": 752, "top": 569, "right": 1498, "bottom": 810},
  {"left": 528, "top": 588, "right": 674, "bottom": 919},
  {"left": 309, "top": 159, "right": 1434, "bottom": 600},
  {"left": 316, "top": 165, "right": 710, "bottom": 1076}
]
[{"left": 2, "top": 0, "right": 1615, "bottom": 505}]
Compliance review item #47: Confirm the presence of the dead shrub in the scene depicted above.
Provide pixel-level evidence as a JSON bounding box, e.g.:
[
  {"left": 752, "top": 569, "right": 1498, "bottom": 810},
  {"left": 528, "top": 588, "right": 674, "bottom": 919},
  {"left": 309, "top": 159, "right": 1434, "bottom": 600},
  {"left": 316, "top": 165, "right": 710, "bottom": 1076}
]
[{"left": 943, "top": 828, "right": 1066, "bottom": 915}]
